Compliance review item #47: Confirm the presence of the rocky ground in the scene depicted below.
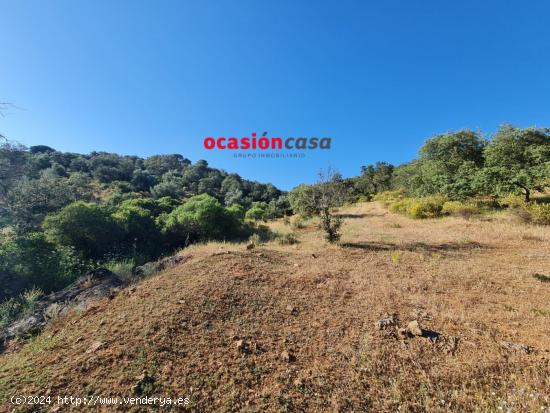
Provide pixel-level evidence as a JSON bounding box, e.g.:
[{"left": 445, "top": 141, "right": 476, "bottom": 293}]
[{"left": 0, "top": 202, "right": 548, "bottom": 412}]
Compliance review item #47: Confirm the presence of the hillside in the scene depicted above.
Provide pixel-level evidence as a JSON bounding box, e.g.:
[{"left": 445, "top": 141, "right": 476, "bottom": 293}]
[{"left": 1, "top": 202, "right": 549, "bottom": 412}]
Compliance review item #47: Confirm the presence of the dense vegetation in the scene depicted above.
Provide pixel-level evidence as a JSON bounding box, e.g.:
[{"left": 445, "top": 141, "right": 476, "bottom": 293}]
[
  {"left": 344, "top": 125, "right": 549, "bottom": 203},
  {"left": 0, "top": 138, "right": 290, "bottom": 301},
  {"left": 289, "top": 124, "right": 549, "bottom": 223},
  {"left": 1, "top": 123, "right": 548, "bottom": 309}
]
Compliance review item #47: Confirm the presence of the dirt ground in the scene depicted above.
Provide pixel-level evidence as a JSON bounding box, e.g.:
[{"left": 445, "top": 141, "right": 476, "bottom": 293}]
[{"left": 1, "top": 202, "right": 549, "bottom": 412}]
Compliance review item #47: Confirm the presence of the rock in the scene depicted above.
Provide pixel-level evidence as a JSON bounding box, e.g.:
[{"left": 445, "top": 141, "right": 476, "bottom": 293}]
[
  {"left": 285, "top": 305, "right": 298, "bottom": 315},
  {"left": 132, "top": 255, "right": 190, "bottom": 278},
  {"left": 500, "top": 341, "right": 535, "bottom": 354},
  {"left": 397, "top": 327, "right": 413, "bottom": 339},
  {"left": 236, "top": 339, "right": 250, "bottom": 354},
  {"left": 311, "top": 254, "right": 317, "bottom": 259},
  {"left": 1, "top": 268, "right": 121, "bottom": 352},
  {"left": 293, "top": 263, "right": 299, "bottom": 268},
  {"left": 86, "top": 340, "right": 105, "bottom": 354},
  {"left": 375, "top": 314, "right": 398, "bottom": 330},
  {"left": 411, "top": 309, "right": 433, "bottom": 321},
  {"left": 407, "top": 320, "right": 423, "bottom": 336},
  {"left": 437, "top": 335, "right": 459, "bottom": 354},
  {"left": 281, "top": 350, "right": 296, "bottom": 363}
]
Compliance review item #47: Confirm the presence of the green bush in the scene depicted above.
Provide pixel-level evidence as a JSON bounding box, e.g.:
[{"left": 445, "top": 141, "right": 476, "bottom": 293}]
[
  {"left": 43, "top": 202, "right": 122, "bottom": 260},
  {"left": 0, "top": 287, "right": 44, "bottom": 329},
  {"left": 526, "top": 203, "right": 550, "bottom": 225},
  {"left": 162, "top": 194, "right": 242, "bottom": 245},
  {"left": 0, "top": 298, "right": 23, "bottom": 328},
  {"left": 245, "top": 202, "right": 268, "bottom": 221},
  {"left": 105, "top": 259, "right": 135, "bottom": 280},
  {"left": 387, "top": 195, "right": 447, "bottom": 219},
  {"left": 112, "top": 203, "right": 162, "bottom": 259},
  {"left": 442, "top": 201, "right": 481, "bottom": 218},
  {"left": 498, "top": 194, "right": 526, "bottom": 209},
  {"left": 374, "top": 190, "right": 406, "bottom": 206},
  {"left": 408, "top": 196, "right": 447, "bottom": 219},
  {"left": 389, "top": 199, "right": 412, "bottom": 215},
  {"left": 0, "top": 232, "right": 91, "bottom": 295}
]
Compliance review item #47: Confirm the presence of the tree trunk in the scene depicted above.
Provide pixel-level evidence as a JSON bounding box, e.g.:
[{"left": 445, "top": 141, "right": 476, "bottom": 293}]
[{"left": 514, "top": 183, "right": 530, "bottom": 203}]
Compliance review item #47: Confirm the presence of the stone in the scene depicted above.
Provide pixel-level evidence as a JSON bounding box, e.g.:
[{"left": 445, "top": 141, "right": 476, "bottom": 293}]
[
  {"left": 281, "top": 350, "right": 296, "bottom": 363},
  {"left": 407, "top": 320, "right": 423, "bottom": 336}
]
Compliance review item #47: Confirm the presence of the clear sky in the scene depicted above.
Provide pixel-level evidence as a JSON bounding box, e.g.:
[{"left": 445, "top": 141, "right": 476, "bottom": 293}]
[{"left": 1, "top": 0, "right": 549, "bottom": 190}]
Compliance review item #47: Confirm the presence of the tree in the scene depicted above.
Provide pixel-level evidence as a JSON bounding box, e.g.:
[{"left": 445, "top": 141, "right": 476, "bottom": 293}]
[
  {"left": 112, "top": 203, "right": 162, "bottom": 259},
  {"left": 356, "top": 161, "right": 394, "bottom": 195},
  {"left": 161, "top": 194, "right": 239, "bottom": 246},
  {"left": 5, "top": 176, "right": 73, "bottom": 229},
  {"left": 313, "top": 169, "right": 346, "bottom": 243},
  {"left": 0, "top": 232, "right": 90, "bottom": 295},
  {"left": 29, "top": 145, "right": 56, "bottom": 154},
  {"left": 288, "top": 184, "right": 319, "bottom": 217},
  {"left": 483, "top": 125, "right": 550, "bottom": 201},
  {"left": 290, "top": 169, "right": 346, "bottom": 242},
  {"left": 43, "top": 202, "right": 122, "bottom": 260},
  {"left": 150, "top": 171, "right": 187, "bottom": 199},
  {"left": 0, "top": 136, "right": 28, "bottom": 198},
  {"left": 399, "top": 130, "right": 487, "bottom": 199},
  {"left": 131, "top": 169, "right": 157, "bottom": 191},
  {"left": 245, "top": 202, "right": 268, "bottom": 221}
]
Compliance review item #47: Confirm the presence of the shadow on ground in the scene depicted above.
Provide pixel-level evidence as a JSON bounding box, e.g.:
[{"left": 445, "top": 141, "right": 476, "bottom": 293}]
[{"left": 340, "top": 240, "right": 484, "bottom": 253}]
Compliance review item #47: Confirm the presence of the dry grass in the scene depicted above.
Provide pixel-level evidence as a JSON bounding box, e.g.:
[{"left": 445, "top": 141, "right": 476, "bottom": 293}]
[{"left": 0, "top": 202, "right": 548, "bottom": 412}]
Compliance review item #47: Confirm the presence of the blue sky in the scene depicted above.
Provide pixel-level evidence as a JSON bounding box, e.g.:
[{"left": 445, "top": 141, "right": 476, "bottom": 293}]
[{"left": 1, "top": 0, "right": 549, "bottom": 190}]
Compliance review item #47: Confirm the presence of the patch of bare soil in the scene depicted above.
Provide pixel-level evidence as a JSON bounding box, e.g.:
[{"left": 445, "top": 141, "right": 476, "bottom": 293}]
[{"left": 1, "top": 203, "right": 548, "bottom": 412}]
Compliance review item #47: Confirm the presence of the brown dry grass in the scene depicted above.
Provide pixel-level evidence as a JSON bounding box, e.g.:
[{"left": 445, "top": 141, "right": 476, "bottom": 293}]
[{"left": 0, "top": 202, "right": 548, "bottom": 412}]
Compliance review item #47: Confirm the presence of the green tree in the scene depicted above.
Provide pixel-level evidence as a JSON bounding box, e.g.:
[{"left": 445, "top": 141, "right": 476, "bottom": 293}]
[
  {"left": 0, "top": 232, "right": 89, "bottom": 295},
  {"left": 112, "top": 203, "right": 163, "bottom": 259},
  {"left": 356, "top": 161, "right": 394, "bottom": 195},
  {"left": 162, "top": 194, "right": 238, "bottom": 245},
  {"left": 43, "top": 202, "right": 122, "bottom": 260},
  {"left": 482, "top": 125, "right": 550, "bottom": 201},
  {"left": 288, "top": 184, "right": 319, "bottom": 217},
  {"left": 402, "top": 130, "right": 487, "bottom": 199},
  {"left": 245, "top": 202, "right": 268, "bottom": 221},
  {"left": 5, "top": 176, "right": 73, "bottom": 229}
]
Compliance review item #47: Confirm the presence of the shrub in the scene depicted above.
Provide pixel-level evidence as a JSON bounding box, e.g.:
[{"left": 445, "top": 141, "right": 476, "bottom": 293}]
[
  {"left": 387, "top": 195, "right": 447, "bottom": 219},
  {"left": 105, "top": 259, "right": 135, "bottom": 280},
  {"left": 526, "top": 203, "right": 550, "bottom": 225},
  {"left": 245, "top": 203, "right": 267, "bottom": 221},
  {"left": 112, "top": 204, "right": 163, "bottom": 259},
  {"left": 277, "top": 233, "right": 298, "bottom": 245},
  {"left": 248, "top": 233, "right": 262, "bottom": 247},
  {"left": 374, "top": 190, "right": 406, "bottom": 206},
  {"left": 407, "top": 196, "right": 447, "bottom": 219},
  {"left": 0, "top": 232, "right": 91, "bottom": 295},
  {"left": 0, "top": 298, "right": 23, "bottom": 328},
  {"left": 442, "top": 201, "right": 481, "bottom": 219},
  {"left": 0, "top": 287, "right": 44, "bottom": 329},
  {"left": 389, "top": 199, "right": 412, "bottom": 215},
  {"left": 290, "top": 215, "right": 304, "bottom": 230},
  {"left": 22, "top": 287, "right": 43, "bottom": 308},
  {"left": 43, "top": 202, "right": 122, "bottom": 260},
  {"left": 498, "top": 194, "right": 526, "bottom": 209},
  {"left": 162, "top": 194, "right": 242, "bottom": 246}
]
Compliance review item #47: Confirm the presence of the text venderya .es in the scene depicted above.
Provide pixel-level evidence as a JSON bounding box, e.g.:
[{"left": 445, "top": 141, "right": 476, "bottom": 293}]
[{"left": 204, "top": 132, "right": 331, "bottom": 150}]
